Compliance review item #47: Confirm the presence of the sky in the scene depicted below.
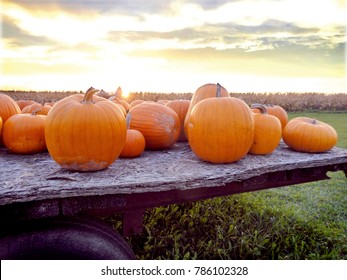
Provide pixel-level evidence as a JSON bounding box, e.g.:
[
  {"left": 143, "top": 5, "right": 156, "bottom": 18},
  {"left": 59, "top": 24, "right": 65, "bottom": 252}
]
[{"left": 1, "top": 0, "right": 347, "bottom": 95}]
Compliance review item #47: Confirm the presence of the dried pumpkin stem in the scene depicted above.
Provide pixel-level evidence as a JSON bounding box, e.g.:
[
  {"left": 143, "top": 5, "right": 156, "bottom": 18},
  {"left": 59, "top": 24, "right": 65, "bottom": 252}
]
[
  {"left": 31, "top": 107, "right": 42, "bottom": 116},
  {"left": 82, "top": 87, "right": 99, "bottom": 104},
  {"left": 251, "top": 103, "right": 268, "bottom": 114},
  {"left": 311, "top": 118, "right": 317, "bottom": 125},
  {"left": 216, "top": 83, "right": 222, "bottom": 98},
  {"left": 126, "top": 112, "right": 132, "bottom": 129}
]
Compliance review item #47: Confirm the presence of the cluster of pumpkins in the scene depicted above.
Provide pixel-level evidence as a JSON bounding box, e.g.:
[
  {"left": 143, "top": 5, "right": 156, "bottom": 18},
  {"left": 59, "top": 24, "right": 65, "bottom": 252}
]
[{"left": 0, "top": 83, "right": 338, "bottom": 172}]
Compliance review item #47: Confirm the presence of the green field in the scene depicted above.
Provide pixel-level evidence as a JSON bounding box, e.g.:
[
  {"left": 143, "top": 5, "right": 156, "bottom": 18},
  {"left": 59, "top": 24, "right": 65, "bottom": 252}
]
[{"left": 106, "top": 112, "right": 347, "bottom": 260}]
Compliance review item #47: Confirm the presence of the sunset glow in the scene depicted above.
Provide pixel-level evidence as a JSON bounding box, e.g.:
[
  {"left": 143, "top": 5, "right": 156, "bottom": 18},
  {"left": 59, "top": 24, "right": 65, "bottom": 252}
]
[{"left": 1, "top": 0, "right": 346, "bottom": 94}]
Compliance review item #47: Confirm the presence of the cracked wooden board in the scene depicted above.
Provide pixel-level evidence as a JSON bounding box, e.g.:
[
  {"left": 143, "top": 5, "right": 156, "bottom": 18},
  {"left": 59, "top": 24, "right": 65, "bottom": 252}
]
[{"left": 1, "top": 141, "right": 347, "bottom": 206}]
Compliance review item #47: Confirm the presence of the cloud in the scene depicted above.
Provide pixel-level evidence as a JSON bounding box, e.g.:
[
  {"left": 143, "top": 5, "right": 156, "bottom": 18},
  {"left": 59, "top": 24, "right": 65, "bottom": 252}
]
[
  {"left": 1, "top": 0, "right": 346, "bottom": 92},
  {"left": 2, "top": 15, "right": 55, "bottom": 47}
]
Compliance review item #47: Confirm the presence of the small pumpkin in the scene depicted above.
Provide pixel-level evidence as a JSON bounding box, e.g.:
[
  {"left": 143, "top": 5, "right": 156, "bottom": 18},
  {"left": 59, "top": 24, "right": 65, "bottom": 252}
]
[
  {"left": 120, "top": 113, "right": 146, "bottom": 158},
  {"left": 0, "top": 93, "right": 21, "bottom": 123},
  {"left": 251, "top": 105, "right": 288, "bottom": 129},
  {"left": 22, "top": 103, "right": 52, "bottom": 115},
  {"left": 184, "top": 83, "right": 229, "bottom": 138},
  {"left": 16, "top": 100, "right": 38, "bottom": 110},
  {"left": 2, "top": 108, "right": 47, "bottom": 154},
  {"left": 45, "top": 87, "right": 127, "bottom": 171},
  {"left": 188, "top": 83, "right": 255, "bottom": 163},
  {"left": 166, "top": 99, "right": 190, "bottom": 141},
  {"left": 266, "top": 105, "right": 288, "bottom": 129},
  {"left": 129, "top": 102, "right": 180, "bottom": 150},
  {"left": 249, "top": 104, "right": 282, "bottom": 155},
  {"left": 282, "top": 117, "right": 338, "bottom": 153}
]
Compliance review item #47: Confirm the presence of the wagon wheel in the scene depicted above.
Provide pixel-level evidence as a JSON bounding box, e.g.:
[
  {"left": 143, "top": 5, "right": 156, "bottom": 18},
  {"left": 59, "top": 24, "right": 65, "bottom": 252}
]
[{"left": 0, "top": 215, "right": 135, "bottom": 260}]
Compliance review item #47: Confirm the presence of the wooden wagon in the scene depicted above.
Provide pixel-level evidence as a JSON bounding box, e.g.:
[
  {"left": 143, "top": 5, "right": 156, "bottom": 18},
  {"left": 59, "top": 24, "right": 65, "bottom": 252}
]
[{"left": 1, "top": 142, "right": 346, "bottom": 259}]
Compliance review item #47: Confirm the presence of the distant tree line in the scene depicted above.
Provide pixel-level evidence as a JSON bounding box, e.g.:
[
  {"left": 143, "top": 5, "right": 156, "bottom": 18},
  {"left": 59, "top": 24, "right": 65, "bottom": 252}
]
[{"left": 1, "top": 90, "right": 346, "bottom": 112}]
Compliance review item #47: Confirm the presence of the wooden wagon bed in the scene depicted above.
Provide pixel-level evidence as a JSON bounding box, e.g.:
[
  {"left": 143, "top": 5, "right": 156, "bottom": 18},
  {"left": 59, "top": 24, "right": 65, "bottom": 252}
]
[{"left": 1, "top": 142, "right": 347, "bottom": 236}]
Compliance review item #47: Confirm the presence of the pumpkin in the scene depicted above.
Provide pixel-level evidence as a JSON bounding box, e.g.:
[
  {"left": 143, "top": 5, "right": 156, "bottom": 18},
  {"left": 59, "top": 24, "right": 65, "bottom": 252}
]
[
  {"left": 184, "top": 83, "right": 229, "bottom": 138},
  {"left": 22, "top": 103, "right": 52, "bottom": 115},
  {"left": 129, "top": 99, "right": 144, "bottom": 110},
  {"left": 266, "top": 105, "right": 288, "bottom": 129},
  {"left": 120, "top": 100, "right": 130, "bottom": 112},
  {"left": 129, "top": 102, "right": 180, "bottom": 150},
  {"left": 188, "top": 83, "right": 255, "bottom": 163},
  {"left": 2, "top": 108, "right": 47, "bottom": 154},
  {"left": 108, "top": 96, "right": 127, "bottom": 116},
  {"left": 120, "top": 113, "right": 146, "bottom": 158},
  {"left": 282, "top": 117, "right": 337, "bottom": 153},
  {"left": 166, "top": 99, "right": 190, "bottom": 141},
  {"left": 249, "top": 104, "right": 282, "bottom": 155},
  {"left": 251, "top": 105, "right": 288, "bottom": 129},
  {"left": 44, "top": 101, "right": 55, "bottom": 107},
  {"left": 0, "top": 116, "right": 3, "bottom": 138},
  {"left": 16, "top": 100, "right": 38, "bottom": 110},
  {"left": 0, "top": 93, "right": 21, "bottom": 123},
  {"left": 45, "top": 87, "right": 127, "bottom": 171}
]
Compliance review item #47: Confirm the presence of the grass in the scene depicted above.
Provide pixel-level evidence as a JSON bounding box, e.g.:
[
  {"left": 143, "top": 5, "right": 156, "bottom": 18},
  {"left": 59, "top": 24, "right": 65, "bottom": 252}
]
[{"left": 105, "top": 112, "right": 347, "bottom": 259}]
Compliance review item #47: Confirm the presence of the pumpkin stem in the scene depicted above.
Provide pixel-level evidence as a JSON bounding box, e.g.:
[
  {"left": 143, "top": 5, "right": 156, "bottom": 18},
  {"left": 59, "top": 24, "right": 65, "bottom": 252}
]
[
  {"left": 311, "top": 118, "right": 317, "bottom": 125},
  {"left": 251, "top": 103, "right": 268, "bottom": 114},
  {"left": 31, "top": 107, "right": 41, "bottom": 116},
  {"left": 126, "top": 112, "right": 132, "bottom": 129},
  {"left": 82, "top": 87, "right": 99, "bottom": 104},
  {"left": 216, "top": 83, "right": 222, "bottom": 98}
]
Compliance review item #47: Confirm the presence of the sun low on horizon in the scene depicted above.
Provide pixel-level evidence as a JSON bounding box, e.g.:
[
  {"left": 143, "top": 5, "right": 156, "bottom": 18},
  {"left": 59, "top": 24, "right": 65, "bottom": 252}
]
[{"left": 1, "top": 0, "right": 346, "bottom": 94}]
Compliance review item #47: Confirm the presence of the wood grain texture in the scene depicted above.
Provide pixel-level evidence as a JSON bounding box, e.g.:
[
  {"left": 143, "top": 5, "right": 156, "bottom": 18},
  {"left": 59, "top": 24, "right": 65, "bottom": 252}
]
[{"left": 1, "top": 142, "right": 347, "bottom": 206}]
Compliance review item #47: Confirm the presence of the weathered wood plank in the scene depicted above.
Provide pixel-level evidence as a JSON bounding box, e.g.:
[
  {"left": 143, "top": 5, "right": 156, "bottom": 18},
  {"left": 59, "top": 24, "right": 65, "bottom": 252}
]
[{"left": 1, "top": 142, "right": 347, "bottom": 206}]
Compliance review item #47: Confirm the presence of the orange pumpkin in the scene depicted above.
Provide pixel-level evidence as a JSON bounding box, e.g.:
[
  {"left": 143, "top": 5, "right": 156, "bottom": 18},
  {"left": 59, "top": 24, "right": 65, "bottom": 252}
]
[
  {"left": 45, "top": 87, "right": 127, "bottom": 171},
  {"left": 0, "top": 116, "right": 3, "bottom": 138},
  {"left": 120, "top": 113, "right": 146, "bottom": 158},
  {"left": 22, "top": 103, "right": 52, "bottom": 115},
  {"left": 2, "top": 108, "right": 47, "bottom": 154},
  {"left": 129, "top": 99, "right": 144, "bottom": 110},
  {"left": 184, "top": 83, "right": 229, "bottom": 138},
  {"left": 44, "top": 101, "right": 55, "bottom": 107},
  {"left": 129, "top": 102, "right": 180, "bottom": 150},
  {"left": 108, "top": 96, "right": 127, "bottom": 116},
  {"left": 188, "top": 83, "right": 255, "bottom": 163},
  {"left": 0, "top": 93, "right": 21, "bottom": 123},
  {"left": 120, "top": 100, "right": 130, "bottom": 112},
  {"left": 249, "top": 104, "right": 282, "bottom": 155},
  {"left": 251, "top": 105, "right": 288, "bottom": 129},
  {"left": 16, "top": 100, "right": 38, "bottom": 110},
  {"left": 166, "top": 99, "right": 190, "bottom": 142},
  {"left": 282, "top": 117, "right": 337, "bottom": 153},
  {"left": 266, "top": 105, "right": 288, "bottom": 129}
]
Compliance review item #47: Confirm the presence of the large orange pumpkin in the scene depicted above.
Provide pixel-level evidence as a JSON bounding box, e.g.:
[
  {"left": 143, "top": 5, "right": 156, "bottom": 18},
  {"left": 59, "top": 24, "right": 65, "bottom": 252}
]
[
  {"left": 184, "top": 83, "right": 229, "bottom": 138},
  {"left": 129, "top": 102, "right": 180, "bottom": 150},
  {"left": 166, "top": 99, "right": 190, "bottom": 142},
  {"left": 188, "top": 84, "right": 255, "bottom": 163},
  {"left": 249, "top": 104, "right": 282, "bottom": 155},
  {"left": 2, "top": 108, "right": 47, "bottom": 154},
  {"left": 45, "top": 87, "right": 127, "bottom": 171},
  {"left": 282, "top": 117, "right": 337, "bottom": 153},
  {"left": 0, "top": 93, "right": 21, "bottom": 123},
  {"left": 120, "top": 113, "right": 146, "bottom": 158}
]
